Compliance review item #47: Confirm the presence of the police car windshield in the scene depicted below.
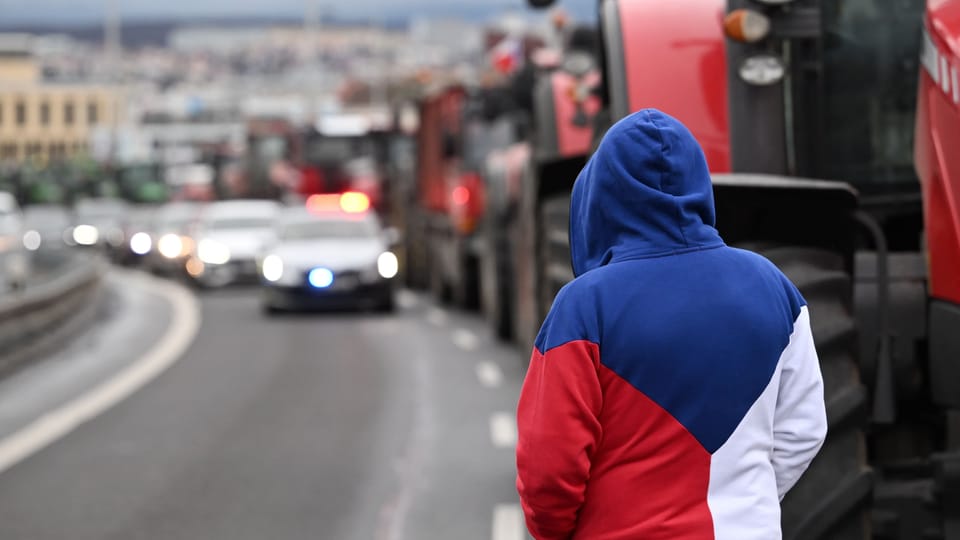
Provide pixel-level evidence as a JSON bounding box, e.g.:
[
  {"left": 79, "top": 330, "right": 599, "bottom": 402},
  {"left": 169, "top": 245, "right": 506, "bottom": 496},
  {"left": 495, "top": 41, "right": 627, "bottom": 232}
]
[{"left": 280, "top": 219, "right": 378, "bottom": 240}]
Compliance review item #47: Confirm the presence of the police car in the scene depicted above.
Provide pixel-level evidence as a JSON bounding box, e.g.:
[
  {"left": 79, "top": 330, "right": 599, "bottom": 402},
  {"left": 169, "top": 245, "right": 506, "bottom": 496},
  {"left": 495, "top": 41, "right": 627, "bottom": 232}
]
[{"left": 259, "top": 192, "right": 398, "bottom": 313}]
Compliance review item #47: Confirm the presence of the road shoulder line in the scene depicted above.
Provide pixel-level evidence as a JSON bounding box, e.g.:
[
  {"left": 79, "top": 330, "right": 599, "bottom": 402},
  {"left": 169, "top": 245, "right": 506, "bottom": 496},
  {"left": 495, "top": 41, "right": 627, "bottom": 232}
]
[{"left": 0, "top": 272, "right": 201, "bottom": 475}]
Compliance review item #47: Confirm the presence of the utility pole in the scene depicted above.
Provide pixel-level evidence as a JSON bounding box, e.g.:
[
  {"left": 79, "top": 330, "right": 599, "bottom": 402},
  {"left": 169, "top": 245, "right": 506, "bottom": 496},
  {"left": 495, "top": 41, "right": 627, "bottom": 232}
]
[
  {"left": 104, "top": 0, "right": 122, "bottom": 166},
  {"left": 105, "top": 0, "right": 121, "bottom": 81},
  {"left": 305, "top": 0, "right": 322, "bottom": 127}
]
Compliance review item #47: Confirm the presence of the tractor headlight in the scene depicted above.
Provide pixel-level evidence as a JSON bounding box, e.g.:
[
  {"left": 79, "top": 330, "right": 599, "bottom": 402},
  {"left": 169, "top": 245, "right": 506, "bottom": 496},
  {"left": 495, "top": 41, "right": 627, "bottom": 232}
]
[{"left": 739, "top": 54, "right": 785, "bottom": 86}]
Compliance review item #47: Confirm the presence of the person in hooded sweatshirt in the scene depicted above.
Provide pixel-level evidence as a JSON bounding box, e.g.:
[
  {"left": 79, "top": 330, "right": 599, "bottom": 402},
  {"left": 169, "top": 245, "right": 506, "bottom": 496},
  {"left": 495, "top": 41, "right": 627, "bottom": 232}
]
[{"left": 516, "top": 109, "right": 828, "bottom": 540}]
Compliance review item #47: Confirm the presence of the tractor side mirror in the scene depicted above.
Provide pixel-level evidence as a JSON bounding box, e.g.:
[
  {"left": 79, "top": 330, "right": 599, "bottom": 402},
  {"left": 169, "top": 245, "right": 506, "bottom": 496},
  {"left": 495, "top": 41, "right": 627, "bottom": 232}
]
[{"left": 526, "top": 0, "right": 556, "bottom": 8}]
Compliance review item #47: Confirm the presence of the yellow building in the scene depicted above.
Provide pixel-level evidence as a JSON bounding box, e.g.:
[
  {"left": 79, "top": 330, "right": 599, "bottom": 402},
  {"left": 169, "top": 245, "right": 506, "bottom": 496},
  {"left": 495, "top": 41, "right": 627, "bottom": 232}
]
[{"left": 0, "top": 45, "right": 123, "bottom": 165}]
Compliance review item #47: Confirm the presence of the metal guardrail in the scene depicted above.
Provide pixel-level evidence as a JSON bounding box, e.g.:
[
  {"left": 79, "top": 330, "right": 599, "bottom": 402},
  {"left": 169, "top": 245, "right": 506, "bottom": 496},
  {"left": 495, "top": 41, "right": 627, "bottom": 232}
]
[{"left": 0, "top": 250, "right": 106, "bottom": 376}]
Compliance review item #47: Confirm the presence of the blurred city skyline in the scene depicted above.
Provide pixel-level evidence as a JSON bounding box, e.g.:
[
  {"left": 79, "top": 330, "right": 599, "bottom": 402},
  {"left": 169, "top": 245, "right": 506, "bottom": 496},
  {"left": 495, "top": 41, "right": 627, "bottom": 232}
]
[{"left": 0, "top": 0, "right": 593, "bottom": 25}]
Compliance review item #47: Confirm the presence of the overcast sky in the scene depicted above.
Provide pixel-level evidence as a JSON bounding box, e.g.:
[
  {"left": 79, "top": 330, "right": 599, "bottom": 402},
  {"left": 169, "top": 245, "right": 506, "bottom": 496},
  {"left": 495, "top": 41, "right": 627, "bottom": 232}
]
[{"left": 0, "top": 0, "right": 591, "bottom": 24}]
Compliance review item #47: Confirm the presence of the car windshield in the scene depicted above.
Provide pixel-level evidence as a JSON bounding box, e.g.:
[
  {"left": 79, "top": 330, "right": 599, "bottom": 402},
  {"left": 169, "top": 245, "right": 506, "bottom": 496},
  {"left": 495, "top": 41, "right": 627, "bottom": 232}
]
[
  {"left": 24, "top": 208, "right": 69, "bottom": 228},
  {"left": 280, "top": 219, "right": 378, "bottom": 240},
  {"left": 208, "top": 217, "right": 274, "bottom": 230},
  {"left": 76, "top": 201, "right": 126, "bottom": 220}
]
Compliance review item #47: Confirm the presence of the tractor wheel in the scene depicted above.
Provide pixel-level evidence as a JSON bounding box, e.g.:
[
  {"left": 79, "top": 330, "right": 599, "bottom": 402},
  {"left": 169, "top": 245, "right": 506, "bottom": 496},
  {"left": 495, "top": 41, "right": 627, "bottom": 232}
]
[
  {"left": 538, "top": 194, "right": 574, "bottom": 321},
  {"left": 480, "top": 218, "right": 514, "bottom": 341},
  {"left": 753, "top": 246, "right": 873, "bottom": 540}
]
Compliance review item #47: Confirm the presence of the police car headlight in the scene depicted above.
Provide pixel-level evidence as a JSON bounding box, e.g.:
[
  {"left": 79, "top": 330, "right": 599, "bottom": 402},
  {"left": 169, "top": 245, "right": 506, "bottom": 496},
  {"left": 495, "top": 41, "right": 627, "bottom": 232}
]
[
  {"left": 377, "top": 251, "right": 399, "bottom": 279},
  {"left": 261, "top": 254, "right": 284, "bottom": 283},
  {"left": 197, "top": 239, "right": 231, "bottom": 265}
]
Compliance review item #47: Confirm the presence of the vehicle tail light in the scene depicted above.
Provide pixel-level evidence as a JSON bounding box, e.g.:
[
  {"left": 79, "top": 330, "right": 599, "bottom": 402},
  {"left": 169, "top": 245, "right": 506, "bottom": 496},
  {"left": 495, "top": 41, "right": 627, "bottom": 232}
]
[{"left": 452, "top": 186, "right": 471, "bottom": 206}]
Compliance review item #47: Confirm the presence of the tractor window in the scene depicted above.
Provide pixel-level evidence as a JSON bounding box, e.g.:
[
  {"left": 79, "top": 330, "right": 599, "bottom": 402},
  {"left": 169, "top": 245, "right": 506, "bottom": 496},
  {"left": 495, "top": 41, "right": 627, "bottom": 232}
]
[
  {"left": 818, "top": 0, "right": 925, "bottom": 193},
  {"left": 306, "top": 137, "right": 375, "bottom": 164}
]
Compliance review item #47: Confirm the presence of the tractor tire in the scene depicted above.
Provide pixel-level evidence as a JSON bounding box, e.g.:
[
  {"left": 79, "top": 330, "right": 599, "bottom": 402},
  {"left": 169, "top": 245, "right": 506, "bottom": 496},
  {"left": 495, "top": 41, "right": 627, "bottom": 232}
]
[
  {"left": 752, "top": 246, "right": 873, "bottom": 540},
  {"left": 453, "top": 253, "right": 480, "bottom": 311},
  {"left": 538, "top": 194, "right": 574, "bottom": 320},
  {"left": 480, "top": 217, "right": 514, "bottom": 341}
]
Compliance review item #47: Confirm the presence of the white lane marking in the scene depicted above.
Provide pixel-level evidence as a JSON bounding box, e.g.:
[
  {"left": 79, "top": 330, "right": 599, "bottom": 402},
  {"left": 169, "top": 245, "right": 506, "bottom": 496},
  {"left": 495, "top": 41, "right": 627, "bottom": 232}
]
[
  {"left": 0, "top": 274, "right": 200, "bottom": 475},
  {"left": 490, "top": 412, "right": 518, "bottom": 449},
  {"left": 492, "top": 504, "right": 525, "bottom": 540},
  {"left": 451, "top": 328, "right": 479, "bottom": 351},
  {"left": 396, "top": 289, "right": 418, "bottom": 310},
  {"left": 426, "top": 307, "right": 448, "bottom": 327},
  {"left": 475, "top": 361, "right": 503, "bottom": 389},
  {"left": 378, "top": 352, "right": 436, "bottom": 540}
]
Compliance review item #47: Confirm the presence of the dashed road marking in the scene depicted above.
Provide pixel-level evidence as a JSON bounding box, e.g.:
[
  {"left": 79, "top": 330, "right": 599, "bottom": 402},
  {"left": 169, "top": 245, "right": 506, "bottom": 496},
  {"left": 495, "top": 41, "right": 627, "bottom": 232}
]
[
  {"left": 475, "top": 361, "right": 504, "bottom": 389},
  {"left": 490, "top": 412, "right": 517, "bottom": 449},
  {"left": 0, "top": 274, "right": 200, "bottom": 475},
  {"left": 492, "top": 504, "right": 525, "bottom": 540},
  {"left": 451, "top": 328, "right": 479, "bottom": 351},
  {"left": 426, "top": 307, "right": 448, "bottom": 327}
]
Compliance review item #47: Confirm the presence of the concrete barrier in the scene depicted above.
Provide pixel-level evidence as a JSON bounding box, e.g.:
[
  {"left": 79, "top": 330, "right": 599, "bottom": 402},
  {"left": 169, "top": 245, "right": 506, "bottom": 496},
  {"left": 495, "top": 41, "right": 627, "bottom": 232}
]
[{"left": 0, "top": 251, "right": 106, "bottom": 376}]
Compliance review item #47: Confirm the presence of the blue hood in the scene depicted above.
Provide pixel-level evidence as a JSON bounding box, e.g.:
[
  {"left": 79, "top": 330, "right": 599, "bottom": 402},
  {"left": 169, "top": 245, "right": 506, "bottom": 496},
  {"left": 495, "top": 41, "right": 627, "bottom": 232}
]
[{"left": 569, "top": 109, "right": 724, "bottom": 277}]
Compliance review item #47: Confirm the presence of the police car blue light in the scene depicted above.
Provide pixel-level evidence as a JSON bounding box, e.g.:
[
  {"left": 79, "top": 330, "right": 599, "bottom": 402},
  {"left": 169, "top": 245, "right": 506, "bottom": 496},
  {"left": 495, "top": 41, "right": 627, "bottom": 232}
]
[{"left": 308, "top": 268, "right": 334, "bottom": 288}]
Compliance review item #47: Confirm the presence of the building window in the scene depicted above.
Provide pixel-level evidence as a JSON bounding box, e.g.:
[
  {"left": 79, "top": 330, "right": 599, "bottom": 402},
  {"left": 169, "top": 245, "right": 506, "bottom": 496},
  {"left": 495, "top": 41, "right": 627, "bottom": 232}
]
[
  {"left": 64, "top": 102, "right": 75, "bottom": 125},
  {"left": 40, "top": 102, "right": 50, "bottom": 126},
  {"left": 16, "top": 101, "right": 26, "bottom": 126},
  {"left": 87, "top": 101, "right": 99, "bottom": 125}
]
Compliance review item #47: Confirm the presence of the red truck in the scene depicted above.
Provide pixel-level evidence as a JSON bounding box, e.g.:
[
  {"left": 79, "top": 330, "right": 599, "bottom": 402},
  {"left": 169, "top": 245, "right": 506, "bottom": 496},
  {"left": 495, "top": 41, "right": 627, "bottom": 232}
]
[
  {"left": 407, "top": 84, "right": 496, "bottom": 308},
  {"left": 488, "top": 0, "right": 959, "bottom": 537}
]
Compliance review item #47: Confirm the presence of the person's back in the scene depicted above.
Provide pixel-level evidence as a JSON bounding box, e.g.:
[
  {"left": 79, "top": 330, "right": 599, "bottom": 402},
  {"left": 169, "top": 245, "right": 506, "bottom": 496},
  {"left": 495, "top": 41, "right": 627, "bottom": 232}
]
[{"left": 516, "top": 110, "right": 827, "bottom": 540}]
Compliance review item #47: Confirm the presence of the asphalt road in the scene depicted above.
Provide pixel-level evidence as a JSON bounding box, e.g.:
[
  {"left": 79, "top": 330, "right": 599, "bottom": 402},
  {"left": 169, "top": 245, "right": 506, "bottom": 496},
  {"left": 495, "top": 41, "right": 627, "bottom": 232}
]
[{"left": 0, "top": 273, "right": 530, "bottom": 540}]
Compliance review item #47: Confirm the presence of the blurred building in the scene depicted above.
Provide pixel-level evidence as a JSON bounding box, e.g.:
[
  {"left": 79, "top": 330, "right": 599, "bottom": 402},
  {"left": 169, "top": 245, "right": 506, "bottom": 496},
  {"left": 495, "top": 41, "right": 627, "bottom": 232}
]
[{"left": 0, "top": 35, "right": 124, "bottom": 166}]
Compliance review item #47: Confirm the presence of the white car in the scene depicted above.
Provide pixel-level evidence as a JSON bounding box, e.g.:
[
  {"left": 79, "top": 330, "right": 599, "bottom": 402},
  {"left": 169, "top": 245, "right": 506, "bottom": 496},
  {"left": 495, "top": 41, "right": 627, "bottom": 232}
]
[
  {"left": 143, "top": 201, "right": 203, "bottom": 275},
  {"left": 259, "top": 200, "right": 398, "bottom": 313},
  {"left": 186, "top": 200, "right": 281, "bottom": 288},
  {"left": 22, "top": 204, "right": 71, "bottom": 252},
  {"left": 71, "top": 198, "right": 129, "bottom": 258}
]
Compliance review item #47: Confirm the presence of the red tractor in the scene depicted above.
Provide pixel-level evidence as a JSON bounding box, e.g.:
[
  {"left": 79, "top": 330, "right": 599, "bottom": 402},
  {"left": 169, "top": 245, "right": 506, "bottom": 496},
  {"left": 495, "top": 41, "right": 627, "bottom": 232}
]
[
  {"left": 241, "top": 115, "right": 388, "bottom": 210},
  {"left": 478, "top": 23, "right": 602, "bottom": 344},
  {"left": 407, "top": 83, "right": 507, "bottom": 308},
  {"left": 503, "top": 0, "right": 959, "bottom": 538}
]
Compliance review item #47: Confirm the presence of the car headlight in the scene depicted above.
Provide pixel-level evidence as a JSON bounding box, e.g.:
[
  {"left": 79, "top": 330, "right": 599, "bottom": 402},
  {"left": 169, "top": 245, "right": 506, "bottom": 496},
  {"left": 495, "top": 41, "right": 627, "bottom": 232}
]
[
  {"left": 377, "top": 251, "right": 399, "bottom": 279},
  {"left": 72, "top": 225, "right": 99, "bottom": 246},
  {"left": 22, "top": 230, "right": 41, "bottom": 251},
  {"left": 129, "top": 232, "right": 152, "bottom": 255},
  {"left": 158, "top": 233, "right": 183, "bottom": 259},
  {"left": 262, "top": 254, "right": 284, "bottom": 282},
  {"left": 197, "top": 239, "right": 231, "bottom": 265}
]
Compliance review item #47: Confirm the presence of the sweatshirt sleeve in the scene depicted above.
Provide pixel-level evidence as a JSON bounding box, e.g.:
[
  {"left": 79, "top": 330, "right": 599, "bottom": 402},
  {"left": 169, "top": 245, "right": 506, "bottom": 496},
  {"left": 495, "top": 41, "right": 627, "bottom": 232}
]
[
  {"left": 516, "top": 339, "right": 602, "bottom": 540},
  {"left": 773, "top": 305, "right": 828, "bottom": 500}
]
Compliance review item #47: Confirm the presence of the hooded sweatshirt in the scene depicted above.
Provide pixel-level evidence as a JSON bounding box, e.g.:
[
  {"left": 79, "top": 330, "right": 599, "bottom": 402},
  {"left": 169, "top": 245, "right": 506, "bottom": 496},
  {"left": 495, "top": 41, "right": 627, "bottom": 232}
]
[{"left": 516, "top": 109, "right": 827, "bottom": 540}]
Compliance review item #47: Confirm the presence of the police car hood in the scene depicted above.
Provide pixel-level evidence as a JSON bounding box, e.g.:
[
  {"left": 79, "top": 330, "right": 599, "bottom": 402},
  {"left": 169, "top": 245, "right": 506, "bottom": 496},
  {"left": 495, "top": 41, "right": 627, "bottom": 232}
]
[
  {"left": 569, "top": 108, "right": 724, "bottom": 277},
  {"left": 273, "top": 238, "right": 384, "bottom": 272}
]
